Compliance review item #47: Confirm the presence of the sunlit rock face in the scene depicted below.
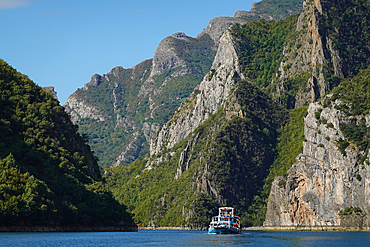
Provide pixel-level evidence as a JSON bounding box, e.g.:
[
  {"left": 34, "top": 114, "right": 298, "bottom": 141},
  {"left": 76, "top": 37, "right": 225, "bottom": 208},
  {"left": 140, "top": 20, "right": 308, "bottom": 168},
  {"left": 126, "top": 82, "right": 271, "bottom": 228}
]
[
  {"left": 265, "top": 101, "right": 370, "bottom": 227},
  {"left": 150, "top": 30, "right": 245, "bottom": 155}
]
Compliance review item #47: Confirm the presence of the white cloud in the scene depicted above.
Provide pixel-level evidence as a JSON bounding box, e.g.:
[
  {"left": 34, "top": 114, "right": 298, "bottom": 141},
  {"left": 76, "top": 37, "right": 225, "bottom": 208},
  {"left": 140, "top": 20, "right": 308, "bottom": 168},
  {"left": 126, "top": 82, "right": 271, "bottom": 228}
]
[{"left": 0, "top": 0, "right": 31, "bottom": 9}]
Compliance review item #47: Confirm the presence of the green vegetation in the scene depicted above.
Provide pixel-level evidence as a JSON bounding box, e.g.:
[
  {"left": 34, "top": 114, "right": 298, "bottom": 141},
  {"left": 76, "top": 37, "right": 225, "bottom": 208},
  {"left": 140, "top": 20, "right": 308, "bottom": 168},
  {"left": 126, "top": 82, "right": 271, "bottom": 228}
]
[
  {"left": 51, "top": 0, "right": 370, "bottom": 229},
  {"left": 230, "top": 14, "right": 313, "bottom": 108},
  {"left": 231, "top": 16, "right": 298, "bottom": 90},
  {"left": 104, "top": 0, "right": 370, "bottom": 228},
  {"left": 339, "top": 206, "right": 363, "bottom": 216},
  {"left": 243, "top": 106, "right": 308, "bottom": 226},
  {"left": 324, "top": 66, "right": 370, "bottom": 160},
  {"left": 339, "top": 206, "right": 367, "bottom": 227},
  {"left": 76, "top": 60, "right": 152, "bottom": 168},
  {"left": 329, "top": 67, "right": 370, "bottom": 116},
  {"left": 239, "top": 0, "right": 303, "bottom": 21},
  {"left": 0, "top": 60, "right": 132, "bottom": 227},
  {"left": 73, "top": 35, "right": 216, "bottom": 168},
  {"left": 105, "top": 0, "right": 370, "bottom": 227},
  {"left": 321, "top": 0, "right": 370, "bottom": 78},
  {"left": 104, "top": 80, "right": 288, "bottom": 227}
]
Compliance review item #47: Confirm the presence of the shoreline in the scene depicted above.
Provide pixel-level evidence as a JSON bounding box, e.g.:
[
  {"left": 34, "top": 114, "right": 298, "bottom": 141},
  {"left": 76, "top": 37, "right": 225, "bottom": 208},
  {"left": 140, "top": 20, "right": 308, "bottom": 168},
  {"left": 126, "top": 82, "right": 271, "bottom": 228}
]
[
  {"left": 244, "top": 226, "right": 370, "bottom": 232},
  {"left": 4, "top": 225, "right": 370, "bottom": 232},
  {"left": 139, "top": 226, "right": 204, "bottom": 231},
  {"left": 0, "top": 225, "right": 138, "bottom": 232},
  {"left": 138, "top": 226, "right": 370, "bottom": 232}
]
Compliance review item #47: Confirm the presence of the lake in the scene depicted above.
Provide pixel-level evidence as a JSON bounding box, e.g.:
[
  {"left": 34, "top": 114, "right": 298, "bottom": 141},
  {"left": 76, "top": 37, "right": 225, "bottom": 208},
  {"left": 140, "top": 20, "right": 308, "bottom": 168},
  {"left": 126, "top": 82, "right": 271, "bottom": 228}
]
[{"left": 0, "top": 230, "right": 370, "bottom": 246}]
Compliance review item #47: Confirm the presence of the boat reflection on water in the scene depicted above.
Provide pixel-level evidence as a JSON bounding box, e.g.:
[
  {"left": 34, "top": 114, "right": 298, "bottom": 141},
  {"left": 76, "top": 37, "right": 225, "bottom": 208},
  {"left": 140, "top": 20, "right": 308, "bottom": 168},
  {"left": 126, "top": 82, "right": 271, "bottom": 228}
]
[{"left": 208, "top": 207, "right": 241, "bottom": 234}]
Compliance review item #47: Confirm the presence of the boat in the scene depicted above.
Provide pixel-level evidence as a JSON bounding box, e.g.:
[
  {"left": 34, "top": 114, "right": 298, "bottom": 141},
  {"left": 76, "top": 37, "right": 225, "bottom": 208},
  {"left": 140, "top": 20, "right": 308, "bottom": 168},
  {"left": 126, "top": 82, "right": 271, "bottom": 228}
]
[{"left": 208, "top": 207, "right": 241, "bottom": 234}]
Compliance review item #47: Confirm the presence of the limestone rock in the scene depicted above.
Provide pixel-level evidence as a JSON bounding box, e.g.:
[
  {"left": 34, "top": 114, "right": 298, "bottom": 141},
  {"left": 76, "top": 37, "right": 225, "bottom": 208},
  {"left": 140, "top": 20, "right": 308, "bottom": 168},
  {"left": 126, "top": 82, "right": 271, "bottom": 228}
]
[
  {"left": 150, "top": 30, "right": 244, "bottom": 155},
  {"left": 264, "top": 101, "right": 370, "bottom": 227},
  {"left": 149, "top": 34, "right": 187, "bottom": 78},
  {"left": 42, "top": 86, "right": 58, "bottom": 101},
  {"left": 64, "top": 93, "right": 105, "bottom": 124},
  {"left": 197, "top": 16, "right": 249, "bottom": 45},
  {"left": 274, "top": 0, "right": 344, "bottom": 108}
]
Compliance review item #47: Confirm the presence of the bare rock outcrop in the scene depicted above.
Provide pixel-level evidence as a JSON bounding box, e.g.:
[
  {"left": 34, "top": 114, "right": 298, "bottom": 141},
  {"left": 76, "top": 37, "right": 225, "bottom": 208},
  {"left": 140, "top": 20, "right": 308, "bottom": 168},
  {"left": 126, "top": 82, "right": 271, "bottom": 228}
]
[
  {"left": 149, "top": 34, "right": 188, "bottom": 78},
  {"left": 265, "top": 101, "right": 370, "bottom": 227},
  {"left": 42, "top": 86, "right": 58, "bottom": 101},
  {"left": 64, "top": 92, "right": 105, "bottom": 124},
  {"left": 150, "top": 30, "right": 244, "bottom": 155},
  {"left": 274, "top": 0, "right": 343, "bottom": 108},
  {"left": 197, "top": 17, "right": 249, "bottom": 45}
]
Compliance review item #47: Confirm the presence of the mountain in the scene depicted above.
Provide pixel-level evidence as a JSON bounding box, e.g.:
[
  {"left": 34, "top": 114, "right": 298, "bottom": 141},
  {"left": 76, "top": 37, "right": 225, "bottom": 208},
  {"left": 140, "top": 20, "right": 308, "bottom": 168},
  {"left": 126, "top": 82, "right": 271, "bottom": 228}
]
[
  {"left": 0, "top": 59, "right": 136, "bottom": 230},
  {"left": 104, "top": 0, "right": 370, "bottom": 228},
  {"left": 64, "top": 0, "right": 304, "bottom": 169},
  {"left": 265, "top": 66, "right": 370, "bottom": 227},
  {"left": 263, "top": 0, "right": 370, "bottom": 228}
]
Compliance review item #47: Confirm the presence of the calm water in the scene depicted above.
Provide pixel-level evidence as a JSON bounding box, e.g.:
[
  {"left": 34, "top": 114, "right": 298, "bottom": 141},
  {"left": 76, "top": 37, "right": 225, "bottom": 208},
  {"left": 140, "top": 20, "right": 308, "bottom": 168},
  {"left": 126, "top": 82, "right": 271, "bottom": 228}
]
[{"left": 0, "top": 230, "right": 370, "bottom": 246}]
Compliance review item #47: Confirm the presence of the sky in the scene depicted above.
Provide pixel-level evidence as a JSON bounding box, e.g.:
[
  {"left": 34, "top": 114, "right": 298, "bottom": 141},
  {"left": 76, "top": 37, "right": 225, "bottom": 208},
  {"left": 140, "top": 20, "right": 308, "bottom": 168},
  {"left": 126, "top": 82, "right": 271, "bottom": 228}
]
[{"left": 0, "top": 0, "right": 258, "bottom": 104}]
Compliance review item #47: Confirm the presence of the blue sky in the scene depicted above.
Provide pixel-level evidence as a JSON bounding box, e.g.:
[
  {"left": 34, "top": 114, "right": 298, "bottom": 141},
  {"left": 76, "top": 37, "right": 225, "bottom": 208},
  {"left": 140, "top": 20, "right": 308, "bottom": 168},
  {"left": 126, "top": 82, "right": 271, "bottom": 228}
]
[{"left": 0, "top": 0, "right": 258, "bottom": 104}]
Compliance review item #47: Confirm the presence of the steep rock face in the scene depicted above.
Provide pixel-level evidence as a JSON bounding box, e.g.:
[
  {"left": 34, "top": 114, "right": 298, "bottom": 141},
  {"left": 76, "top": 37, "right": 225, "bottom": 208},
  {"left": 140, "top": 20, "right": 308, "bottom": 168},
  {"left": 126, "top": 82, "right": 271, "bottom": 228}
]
[
  {"left": 150, "top": 30, "right": 244, "bottom": 155},
  {"left": 105, "top": 76, "right": 288, "bottom": 227},
  {"left": 150, "top": 33, "right": 188, "bottom": 78},
  {"left": 274, "top": 0, "right": 343, "bottom": 108},
  {"left": 64, "top": 92, "right": 106, "bottom": 124},
  {"left": 197, "top": 17, "right": 249, "bottom": 45},
  {"left": 264, "top": 101, "right": 370, "bottom": 227},
  {"left": 137, "top": 32, "right": 197, "bottom": 98}
]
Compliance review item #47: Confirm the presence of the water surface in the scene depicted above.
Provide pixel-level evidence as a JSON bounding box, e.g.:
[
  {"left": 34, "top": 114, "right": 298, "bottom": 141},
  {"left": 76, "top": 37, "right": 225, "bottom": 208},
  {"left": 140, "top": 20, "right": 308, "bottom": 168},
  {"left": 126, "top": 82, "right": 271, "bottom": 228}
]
[{"left": 1, "top": 230, "right": 369, "bottom": 246}]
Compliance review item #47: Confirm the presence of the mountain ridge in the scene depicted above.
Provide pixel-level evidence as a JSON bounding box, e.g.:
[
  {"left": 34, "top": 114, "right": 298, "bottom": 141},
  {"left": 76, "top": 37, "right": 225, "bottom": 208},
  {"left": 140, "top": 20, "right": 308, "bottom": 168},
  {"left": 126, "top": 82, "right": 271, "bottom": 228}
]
[
  {"left": 63, "top": 0, "right": 303, "bottom": 169},
  {"left": 105, "top": 0, "right": 370, "bottom": 228}
]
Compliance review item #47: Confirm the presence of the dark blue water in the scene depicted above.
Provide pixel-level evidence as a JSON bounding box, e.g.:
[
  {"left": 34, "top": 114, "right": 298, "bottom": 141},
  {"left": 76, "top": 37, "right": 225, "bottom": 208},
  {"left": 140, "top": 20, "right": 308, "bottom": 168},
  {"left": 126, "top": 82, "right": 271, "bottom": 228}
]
[{"left": 0, "top": 230, "right": 369, "bottom": 246}]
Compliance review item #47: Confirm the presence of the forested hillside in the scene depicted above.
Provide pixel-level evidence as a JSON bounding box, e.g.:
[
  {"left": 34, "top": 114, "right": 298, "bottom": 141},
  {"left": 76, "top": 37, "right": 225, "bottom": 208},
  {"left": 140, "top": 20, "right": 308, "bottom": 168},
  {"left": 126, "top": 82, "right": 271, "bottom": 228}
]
[
  {"left": 104, "top": 80, "right": 288, "bottom": 227},
  {"left": 0, "top": 60, "right": 135, "bottom": 229},
  {"left": 104, "top": 0, "right": 370, "bottom": 228}
]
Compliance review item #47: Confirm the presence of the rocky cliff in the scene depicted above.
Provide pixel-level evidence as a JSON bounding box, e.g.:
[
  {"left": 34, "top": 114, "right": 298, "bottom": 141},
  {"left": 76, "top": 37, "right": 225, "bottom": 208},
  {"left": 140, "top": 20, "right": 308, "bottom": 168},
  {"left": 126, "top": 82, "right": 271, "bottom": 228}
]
[
  {"left": 265, "top": 98, "right": 370, "bottom": 227},
  {"left": 263, "top": 0, "right": 370, "bottom": 227},
  {"left": 105, "top": 74, "right": 287, "bottom": 227},
  {"left": 271, "top": 0, "right": 343, "bottom": 108},
  {"left": 150, "top": 30, "right": 244, "bottom": 155},
  {"left": 102, "top": 0, "right": 370, "bottom": 228}
]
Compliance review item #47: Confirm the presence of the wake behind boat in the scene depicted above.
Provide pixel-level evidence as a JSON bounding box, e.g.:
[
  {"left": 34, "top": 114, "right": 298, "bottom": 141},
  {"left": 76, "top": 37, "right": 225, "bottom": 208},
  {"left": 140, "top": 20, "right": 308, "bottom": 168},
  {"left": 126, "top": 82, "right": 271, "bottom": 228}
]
[{"left": 208, "top": 207, "right": 241, "bottom": 234}]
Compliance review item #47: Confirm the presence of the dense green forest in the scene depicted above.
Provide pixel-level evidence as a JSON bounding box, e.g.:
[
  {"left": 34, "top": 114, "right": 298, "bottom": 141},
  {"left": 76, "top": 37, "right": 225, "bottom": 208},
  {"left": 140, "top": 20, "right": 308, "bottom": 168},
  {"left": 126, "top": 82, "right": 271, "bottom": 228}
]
[
  {"left": 323, "top": 65, "right": 370, "bottom": 162},
  {"left": 0, "top": 59, "right": 133, "bottom": 227},
  {"left": 231, "top": 15, "right": 299, "bottom": 89},
  {"left": 244, "top": 106, "right": 307, "bottom": 225},
  {"left": 320, "top": 0, "right": 370, "bottom": 78}
]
